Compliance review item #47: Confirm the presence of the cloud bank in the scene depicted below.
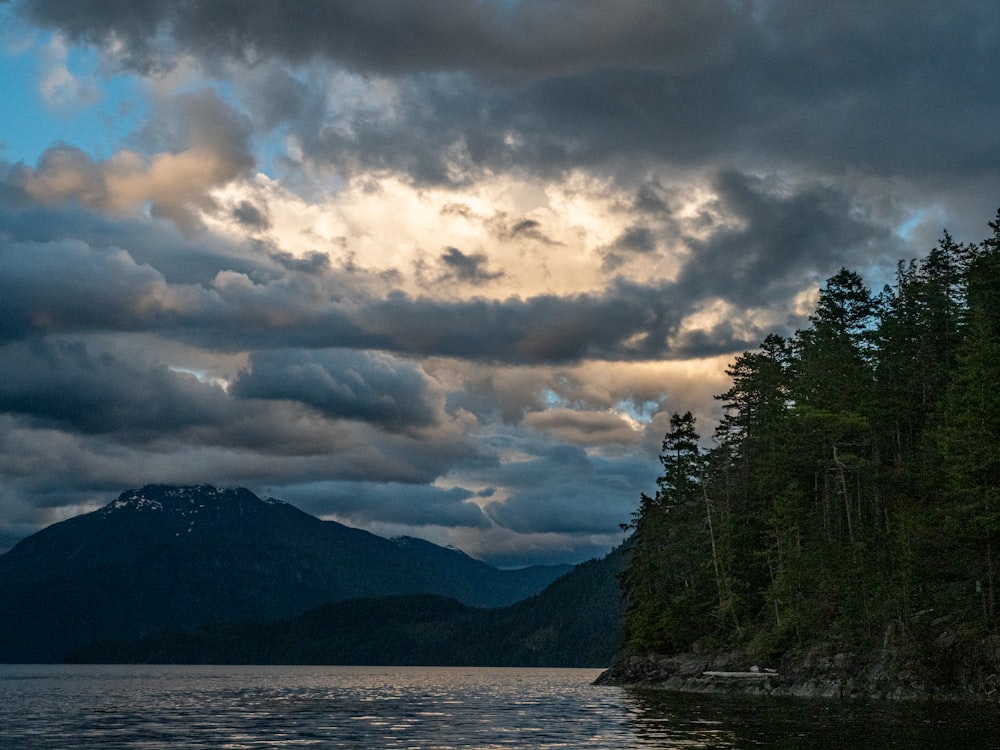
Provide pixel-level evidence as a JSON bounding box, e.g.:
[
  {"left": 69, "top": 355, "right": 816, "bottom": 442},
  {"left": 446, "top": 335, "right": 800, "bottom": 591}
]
[{"left": 0, "top": 0, "right": 997, "bottom": 565}]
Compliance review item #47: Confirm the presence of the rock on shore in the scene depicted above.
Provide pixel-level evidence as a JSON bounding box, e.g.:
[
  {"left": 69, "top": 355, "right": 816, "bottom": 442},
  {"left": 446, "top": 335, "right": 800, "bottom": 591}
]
[{"left": 594, "top": 648, "right": 1000, "bottom": 701}]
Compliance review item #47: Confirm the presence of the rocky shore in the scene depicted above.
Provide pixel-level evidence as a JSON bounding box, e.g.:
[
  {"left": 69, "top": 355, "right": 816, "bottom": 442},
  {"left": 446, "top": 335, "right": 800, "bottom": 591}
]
[{"left": 594, "top": 647, "right": 1000, "bottom": 702}]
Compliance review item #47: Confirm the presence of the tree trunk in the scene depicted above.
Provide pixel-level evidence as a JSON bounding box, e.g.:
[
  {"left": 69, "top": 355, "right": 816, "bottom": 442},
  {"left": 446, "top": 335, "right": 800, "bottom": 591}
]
[{"left": 833, "top": 443, "right": 855, "bottom": 544}]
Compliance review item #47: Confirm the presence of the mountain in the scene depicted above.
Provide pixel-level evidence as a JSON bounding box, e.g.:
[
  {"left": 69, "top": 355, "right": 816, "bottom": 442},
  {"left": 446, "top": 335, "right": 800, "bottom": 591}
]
[
  {"left": 67, "top": 545, "right": 627, "bottom": 667},
  {"left": 0, "top": 484, "right": 570, "bottom": 662}
]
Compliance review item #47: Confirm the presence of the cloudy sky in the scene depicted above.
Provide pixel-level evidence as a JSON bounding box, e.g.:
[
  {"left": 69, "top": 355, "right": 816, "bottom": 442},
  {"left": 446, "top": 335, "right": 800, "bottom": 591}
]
[{"left": 0, "top": 1, "right": 997, "bottom": 566}]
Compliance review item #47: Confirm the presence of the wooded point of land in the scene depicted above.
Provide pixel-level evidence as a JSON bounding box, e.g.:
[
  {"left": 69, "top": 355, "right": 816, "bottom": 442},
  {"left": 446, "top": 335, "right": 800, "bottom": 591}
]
[{"left": 622, "top": 208, "right": 1000, "bottom": 694}]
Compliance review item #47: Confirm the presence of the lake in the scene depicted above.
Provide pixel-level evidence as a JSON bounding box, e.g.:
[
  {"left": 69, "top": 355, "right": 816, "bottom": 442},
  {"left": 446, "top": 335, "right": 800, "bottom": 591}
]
[{"left": 1, "top": 664, "right": 999, "bottom": 748}]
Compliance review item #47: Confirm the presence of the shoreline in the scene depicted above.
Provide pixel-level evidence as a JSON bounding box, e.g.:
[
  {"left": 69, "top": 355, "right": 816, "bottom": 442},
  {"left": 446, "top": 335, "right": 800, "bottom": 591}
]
[{"left": 593, "top": 652, "right": 1000, "bottom": 702}]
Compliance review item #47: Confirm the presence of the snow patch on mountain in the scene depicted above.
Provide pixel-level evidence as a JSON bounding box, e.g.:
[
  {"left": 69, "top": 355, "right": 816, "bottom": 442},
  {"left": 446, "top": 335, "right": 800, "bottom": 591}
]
[{"left": 100, "top": 484, "right": 266, "bottom": 517}]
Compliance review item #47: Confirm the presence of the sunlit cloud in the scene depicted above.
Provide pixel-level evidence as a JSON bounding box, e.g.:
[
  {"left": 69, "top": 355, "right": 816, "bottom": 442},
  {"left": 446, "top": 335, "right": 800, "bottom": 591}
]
[{"left": 1, "top": 0, "right": 997, "bottom": 565}]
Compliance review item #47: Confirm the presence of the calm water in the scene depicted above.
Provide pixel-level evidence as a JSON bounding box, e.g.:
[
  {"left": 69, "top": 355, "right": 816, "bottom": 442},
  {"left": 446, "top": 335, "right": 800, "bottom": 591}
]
[{"left": 1, "top": 664, "right": 999, "bottom": 749}]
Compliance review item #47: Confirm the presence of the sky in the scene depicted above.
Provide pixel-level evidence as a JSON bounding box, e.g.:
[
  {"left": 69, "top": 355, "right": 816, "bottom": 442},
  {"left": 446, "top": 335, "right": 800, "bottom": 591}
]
[{"left": 0, "top": 1, "right": 998, "bottom": 567}]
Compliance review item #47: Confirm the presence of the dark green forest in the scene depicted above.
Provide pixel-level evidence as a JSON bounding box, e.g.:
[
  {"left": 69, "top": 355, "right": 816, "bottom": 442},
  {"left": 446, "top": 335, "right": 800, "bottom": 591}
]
[
  {"left": 622, "top": 209, "right": 1000, "bottom": 683},
  {"left": 67, "top": 546, "right": 624, "bottom": 666}
]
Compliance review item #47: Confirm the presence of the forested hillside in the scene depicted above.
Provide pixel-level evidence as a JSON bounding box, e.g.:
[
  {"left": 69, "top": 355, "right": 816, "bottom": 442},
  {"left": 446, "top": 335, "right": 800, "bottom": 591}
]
[
  {"left": 67, "top": 546, "right": 625, "bottom": 666},
  {"left": 0, "top": 484, "right": 570, "bottom": 662},
  {"left": 622, "top": 209, "right": 1000, "bottom": 689}
]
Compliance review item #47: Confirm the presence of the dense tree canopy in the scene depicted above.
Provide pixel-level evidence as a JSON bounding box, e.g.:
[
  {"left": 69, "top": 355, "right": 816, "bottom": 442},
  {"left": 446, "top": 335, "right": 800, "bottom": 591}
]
[{"left": 622, "top": 209, "right": 1000, "bottom": 679}]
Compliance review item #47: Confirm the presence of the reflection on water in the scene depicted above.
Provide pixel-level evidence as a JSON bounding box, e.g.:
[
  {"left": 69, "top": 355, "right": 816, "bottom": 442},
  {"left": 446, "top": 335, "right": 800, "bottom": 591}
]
[
  {"left": 1, "top": 664, "right": 999, "bottom": 749},
  {"left": 0, "top": 665, "right": 626, "bottom": 749},
  {"left": 625, "top": 688, "right": 1000, "bottom": 748}
]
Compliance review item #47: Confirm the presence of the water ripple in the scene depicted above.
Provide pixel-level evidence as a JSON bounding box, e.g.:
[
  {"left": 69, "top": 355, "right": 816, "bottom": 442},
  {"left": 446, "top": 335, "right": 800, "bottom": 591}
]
[{"left": 2, "top": 664, "right": 999, "bottom": 749}]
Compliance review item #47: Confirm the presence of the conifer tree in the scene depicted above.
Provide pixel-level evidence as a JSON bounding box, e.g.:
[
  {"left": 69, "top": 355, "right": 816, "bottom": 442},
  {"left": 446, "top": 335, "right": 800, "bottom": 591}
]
[{"left": 620, "top": 207, "right": 1000, "bottom": 684}]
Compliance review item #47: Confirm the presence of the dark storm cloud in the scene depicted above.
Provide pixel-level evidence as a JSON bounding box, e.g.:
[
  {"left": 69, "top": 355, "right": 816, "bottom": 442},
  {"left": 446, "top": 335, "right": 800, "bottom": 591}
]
[
  {"left": 231, "top": 200, "right": 270, "bottom": 230},
  {"left": 4, "top": 0, "right": 998, "bottom": 568},
  {"left": 233, "top": 63, "right": 311, "bottom": 132},
  {"left": 355, "top": 284, "right": 681, "bottom": 362},
  {"left": 0, "top": 194, "right": 265, "bottom": 285},
  {"left": 21, "top": 0, "right": 743, "bottom": 78},
  {"left": 348, "top": 178, "right": 893, "bottom": 359},
  {"left": 2, "top": 166, "right": 894, "bottom": 362},
  {"left": 131, "top": 88, "right": 253, "bottom": 166},
  {"left": 510, "top": 220, "right": 541, "bottom": 238},
  {"left": 276, "top": 481, "right": 491, "bottom": 529},
  {"left": 266, "top": 439, "right": 654, "bottom": 546},
  {"left": 615, "top": 227, "right": 657, "bottom": 255},
  {"left": 0, "top": 237, "right": 174, "bottom": 341},
  {"left": 439, "top": 247, "right": 503, "bottom": 284},
  {"left": 20, "top": 0, "right": 985, "bottom": 206},
  {"left": 272, "top": 441, "right": 652, "bottom": 541},
  {"left": 633, "top": 181, "right": 672, "bottom": 215},
  {"left": 231, "top": 349, "right": 439, "bottom": 430},
  {"left": 0, "top": 404, "right": 490, "bottom": 551},
  {"left": 482, "top": 444, "right": 649, "bottom": 534},
  {"left": 177, "top": 2, "right": 996, "bottom": 189},
  {"left": 0, "top": 231, "right": 356, "bottom": 348},
  {"left": 673, "top": 171, "right": 898, "bottom": 308},
  {"left": 1, "top": 233, "right": 676, "bottom": 360},
  {"left": 494, "top": 218, "right": 559, "bottom": 245},
  {"left": 269, "top": 250, "right": 331, "bottom": 275},
  {"left": 0, "top": 339, "right": 231, "bottom": 436},
  {"left": 440, "top": 208, "right": 560, "bottom": 246},
  {"left": 188, "top": 284, "right": 683, "bottom": 362},
  {"left": 426, "top": 45, "right": 991, "bottom": 185},
  {"left": 523, "top": 408, "right": 642, "bottom": 446},
  {"left": 600, "top": 225, "right": 658, "bottom": 271},
  {"left": 19, "top": 1, "right": 998, "bottom": 182}
]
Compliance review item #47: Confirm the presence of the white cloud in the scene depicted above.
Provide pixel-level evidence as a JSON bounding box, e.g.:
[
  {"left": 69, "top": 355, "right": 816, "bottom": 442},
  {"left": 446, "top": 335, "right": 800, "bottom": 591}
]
[
  {"left": 37, "top": 35, "right": 101, "bottom": 112},
  {"left": 204, "top": 168, "right": 729, "bottom": 304}
]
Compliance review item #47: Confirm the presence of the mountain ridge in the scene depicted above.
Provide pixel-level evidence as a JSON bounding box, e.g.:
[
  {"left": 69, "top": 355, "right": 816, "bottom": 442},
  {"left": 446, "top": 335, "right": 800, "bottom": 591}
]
[
  {"left": 68, "top": 546, "right": 627, "bottom": 667},
  {"left": 0, "top": 483, "right": 571, "bottom": 662}
]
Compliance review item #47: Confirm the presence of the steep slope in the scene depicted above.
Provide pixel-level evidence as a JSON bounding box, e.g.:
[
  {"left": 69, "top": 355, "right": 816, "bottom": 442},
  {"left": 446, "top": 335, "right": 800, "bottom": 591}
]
[
  {"left": 0, "top": 484, "right": 569, "bottom": 662},
  {"left": 480, "top": 544, "right": 626, "bottom": 666},
  {"left": 68, "top": 544, "right": 627, "bottom": 667}
]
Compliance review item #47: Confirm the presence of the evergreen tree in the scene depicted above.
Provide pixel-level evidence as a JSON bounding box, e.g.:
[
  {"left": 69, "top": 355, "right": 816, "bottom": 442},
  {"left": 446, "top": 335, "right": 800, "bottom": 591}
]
[
  {"left": 936, "top": 238, "right": 1000, "bottom": 624},
  {"left": 620, "top": 208, "right": 1000, "bottom": 687},
  {"left": 623, "top": 412, "right": 713, "bottom": 652},
  {"left": 657, "top": 411, "right": 702, "bottom": 508},
  {"left": 794, "top": 267, "right": 878, "bottom": 413}
]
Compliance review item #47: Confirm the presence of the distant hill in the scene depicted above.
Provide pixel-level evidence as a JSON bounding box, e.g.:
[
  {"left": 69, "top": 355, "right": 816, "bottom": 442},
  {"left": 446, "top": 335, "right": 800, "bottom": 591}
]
[
  {"left": 68, "top": 545, "right": 627, "bottom": 667},
  {"left": 0, "top": 484, "right": 570, "bottom": 662}
]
